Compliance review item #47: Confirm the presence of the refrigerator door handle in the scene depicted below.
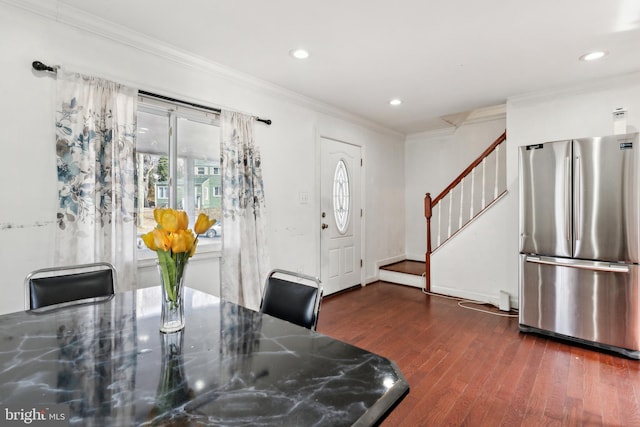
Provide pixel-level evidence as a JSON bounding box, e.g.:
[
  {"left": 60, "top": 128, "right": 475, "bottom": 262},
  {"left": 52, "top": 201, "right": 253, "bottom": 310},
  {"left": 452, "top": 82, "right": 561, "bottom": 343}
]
[
  {"left": 565, "top": 156, "right": 571, "bottom": 242},
  {"left": 574, "top": 156, "right": 581, "bottom": 242},
  {"left": 525, "top": 255, "right": 629, "bottom": 273}
]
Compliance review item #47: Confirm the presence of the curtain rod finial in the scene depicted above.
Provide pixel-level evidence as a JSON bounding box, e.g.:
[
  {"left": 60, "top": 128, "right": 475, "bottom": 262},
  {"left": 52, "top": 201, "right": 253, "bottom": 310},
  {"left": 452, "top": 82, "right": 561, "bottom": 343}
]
[{"left": 32, "top": 60, "right": 57, "bottom": 73}]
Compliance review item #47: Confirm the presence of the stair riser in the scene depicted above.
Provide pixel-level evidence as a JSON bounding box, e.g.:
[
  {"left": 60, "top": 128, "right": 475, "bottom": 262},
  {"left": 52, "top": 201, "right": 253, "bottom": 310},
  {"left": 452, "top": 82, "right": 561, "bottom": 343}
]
[{"left": 378, "top": 270, "right": 424, "bottom": 288}]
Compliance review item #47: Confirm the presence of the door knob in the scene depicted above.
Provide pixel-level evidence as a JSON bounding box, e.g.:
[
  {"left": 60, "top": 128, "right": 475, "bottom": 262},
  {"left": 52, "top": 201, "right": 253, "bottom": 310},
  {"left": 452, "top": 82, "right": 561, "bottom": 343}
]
[{"left": 321, "top": 223, "right": 329, "bottom": 229}]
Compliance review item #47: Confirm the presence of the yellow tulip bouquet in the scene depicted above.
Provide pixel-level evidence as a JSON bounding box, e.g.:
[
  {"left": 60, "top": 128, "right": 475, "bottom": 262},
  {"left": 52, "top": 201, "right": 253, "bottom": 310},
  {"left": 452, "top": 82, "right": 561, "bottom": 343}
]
[{"left": 142, "top": 208, "right": 216, "bottom": 312}]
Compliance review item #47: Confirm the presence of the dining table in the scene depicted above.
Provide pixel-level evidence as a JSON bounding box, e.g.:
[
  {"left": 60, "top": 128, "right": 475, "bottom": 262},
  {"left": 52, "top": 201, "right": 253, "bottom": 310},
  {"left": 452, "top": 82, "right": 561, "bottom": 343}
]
[{"left": 0, "top": 286, "right": 409, "bottom": 426}]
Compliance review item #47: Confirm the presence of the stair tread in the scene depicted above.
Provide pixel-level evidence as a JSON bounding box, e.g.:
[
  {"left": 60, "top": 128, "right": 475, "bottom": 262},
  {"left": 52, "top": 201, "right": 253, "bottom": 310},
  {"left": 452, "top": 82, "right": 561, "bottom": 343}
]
[{"left": 380, "top": 260, "right": 425, "bottom": 276}]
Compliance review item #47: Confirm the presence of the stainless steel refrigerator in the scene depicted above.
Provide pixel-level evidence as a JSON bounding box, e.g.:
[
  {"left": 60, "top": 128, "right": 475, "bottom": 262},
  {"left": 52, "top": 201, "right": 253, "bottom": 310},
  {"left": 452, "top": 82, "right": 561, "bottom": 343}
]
[{"left": 519, "top": 132, "right": 640, "bottom": 358}]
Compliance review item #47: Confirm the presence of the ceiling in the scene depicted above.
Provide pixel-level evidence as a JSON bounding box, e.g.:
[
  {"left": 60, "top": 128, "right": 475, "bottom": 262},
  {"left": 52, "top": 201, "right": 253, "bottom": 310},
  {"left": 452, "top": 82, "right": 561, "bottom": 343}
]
[{"left": 56, "top": 0, "right": 640, "bottom": 134}]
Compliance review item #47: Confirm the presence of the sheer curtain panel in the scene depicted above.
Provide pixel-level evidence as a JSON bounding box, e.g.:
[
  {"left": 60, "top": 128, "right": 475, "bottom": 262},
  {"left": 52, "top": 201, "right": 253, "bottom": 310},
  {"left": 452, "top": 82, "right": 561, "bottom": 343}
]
[
  {"left": 54, "top": 70, "right": 138, "bottom": 291},
  {"left": 220, "top": 111, "right": 269, "bottom": 311}
]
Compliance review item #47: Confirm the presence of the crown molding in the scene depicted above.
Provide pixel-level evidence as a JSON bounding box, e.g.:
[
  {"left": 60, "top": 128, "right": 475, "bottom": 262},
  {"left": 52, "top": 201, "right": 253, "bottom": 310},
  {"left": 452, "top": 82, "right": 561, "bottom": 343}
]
[
  {"left": 1, "top": 0, "right": 403, "bottom": 138},
  {"left": 465, "top": 103, "right": 506, "bottom": 122},
  {"left": 405, "top": 126, "right": 457, "bottom": 141},
  {"left": 508, "top": 71, "right": 640, "bottom": 106},
  {"left": 406, "top": 105, "right": 506, "bottom": 141}
]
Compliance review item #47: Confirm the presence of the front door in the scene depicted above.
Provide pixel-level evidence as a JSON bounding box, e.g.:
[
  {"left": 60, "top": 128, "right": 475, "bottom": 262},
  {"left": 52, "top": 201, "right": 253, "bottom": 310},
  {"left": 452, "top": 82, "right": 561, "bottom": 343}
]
[{"left": 320, "top": 137, "right": 362, "bottom": 295}]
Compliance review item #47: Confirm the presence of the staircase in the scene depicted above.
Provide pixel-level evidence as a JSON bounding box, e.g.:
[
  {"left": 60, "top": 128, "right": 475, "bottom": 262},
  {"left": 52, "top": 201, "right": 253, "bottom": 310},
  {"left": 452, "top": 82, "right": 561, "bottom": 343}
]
[{"left": 379, "top": 130, "right": 507, "bottom": 290}]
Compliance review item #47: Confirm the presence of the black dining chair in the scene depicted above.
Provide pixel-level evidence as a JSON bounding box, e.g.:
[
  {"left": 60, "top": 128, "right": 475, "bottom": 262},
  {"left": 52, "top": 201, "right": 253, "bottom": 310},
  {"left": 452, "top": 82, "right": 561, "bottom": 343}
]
[
  {"left": 259, "top": 269, "right": 323, "bottom": 330},
  {"left": 24, "top": 262, "right": 116, "bottom": 310}
]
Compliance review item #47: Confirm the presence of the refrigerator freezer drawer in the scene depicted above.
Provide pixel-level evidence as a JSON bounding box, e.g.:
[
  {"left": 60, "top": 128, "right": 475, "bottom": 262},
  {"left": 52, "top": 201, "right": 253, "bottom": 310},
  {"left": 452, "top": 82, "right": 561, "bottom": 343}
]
[{"left": 520, "top": 255, "right": 640, "bottom": 357}]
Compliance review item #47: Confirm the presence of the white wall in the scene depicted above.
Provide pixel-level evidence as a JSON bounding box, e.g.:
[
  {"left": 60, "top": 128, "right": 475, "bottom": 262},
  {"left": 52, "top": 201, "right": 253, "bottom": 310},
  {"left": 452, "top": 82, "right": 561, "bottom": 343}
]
[
  {"left": 404, "top": 72, "right": 640, "bottom": 308},
  {"left": 0, "top": 2, "right": 405, "bottom": 314}
]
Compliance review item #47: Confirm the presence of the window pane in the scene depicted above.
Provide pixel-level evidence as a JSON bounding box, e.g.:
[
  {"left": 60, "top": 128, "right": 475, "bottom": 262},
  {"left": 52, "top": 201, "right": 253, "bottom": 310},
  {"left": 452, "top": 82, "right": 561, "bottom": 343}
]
[
  {"left": 136, "top": 110, "right": 170, "bottom": 255},
  {"left": 177, "top": 117, "right": 221, "bottom": 244}
]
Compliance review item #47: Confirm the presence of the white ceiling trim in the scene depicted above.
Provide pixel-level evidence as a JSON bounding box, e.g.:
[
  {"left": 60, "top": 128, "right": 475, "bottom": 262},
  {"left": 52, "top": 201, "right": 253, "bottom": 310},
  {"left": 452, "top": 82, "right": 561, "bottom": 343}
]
[
  {"left": 1, "top": 0, "right": 403, "bottom": 138},
  {"left": 405, "top": 126, "right": 457, "bottom": 142},
  {"left": 507, "top": 70, "right": 640, "bottom": 108},
  {"left": 406, "top": 105, "right": 506, "bottom": 141}
]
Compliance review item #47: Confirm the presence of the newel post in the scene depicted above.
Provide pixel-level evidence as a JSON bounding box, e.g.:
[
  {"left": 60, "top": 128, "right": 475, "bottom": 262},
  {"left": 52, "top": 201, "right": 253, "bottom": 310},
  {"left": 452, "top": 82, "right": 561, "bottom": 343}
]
[{"left": 424, "top": 193, "right": 432, "bottom": 293}]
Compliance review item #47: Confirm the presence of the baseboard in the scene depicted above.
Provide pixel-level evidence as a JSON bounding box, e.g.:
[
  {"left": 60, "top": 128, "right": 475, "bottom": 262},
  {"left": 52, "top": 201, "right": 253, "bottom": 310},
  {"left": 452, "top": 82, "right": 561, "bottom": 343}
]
[
  {"left": 431, "top": 286, "right": 488, "bottom": 302},
  {"left": 431, "top": 285, "right": 519, "bottom": 309},
  {"left": 404, "top": 253, "right": 425, "bottom": 262},
  {"left": 374, "top": 277, "right": 519, "bottom": 309},
  {"left": 375, "top": 255, "right": 407, "bottom": 270},
  {"left": 365, "top": 275, "right": 379, "bottom": 285}
]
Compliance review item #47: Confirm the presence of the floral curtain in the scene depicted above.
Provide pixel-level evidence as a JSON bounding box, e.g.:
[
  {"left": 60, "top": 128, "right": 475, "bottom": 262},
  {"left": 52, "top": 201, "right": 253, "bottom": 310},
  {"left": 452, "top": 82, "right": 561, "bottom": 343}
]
[
  {"left": 54, "top": 70, "right": 137, "bottom": 291},
  {"left": 220, "top": 111, "right": 269, "bottom": 311}
]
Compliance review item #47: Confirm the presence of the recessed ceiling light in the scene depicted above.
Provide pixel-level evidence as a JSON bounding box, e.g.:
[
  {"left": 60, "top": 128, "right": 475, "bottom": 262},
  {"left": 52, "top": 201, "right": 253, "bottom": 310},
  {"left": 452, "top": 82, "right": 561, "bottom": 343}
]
[
  {"left": 389, "top": 98, "right": 402, "bottom": 106},
  {"left": 579, "top": 51, "right": 608, "bottom": 61},
  {"left": 289, "top": 49, "right": 310, "bottom": 59}
]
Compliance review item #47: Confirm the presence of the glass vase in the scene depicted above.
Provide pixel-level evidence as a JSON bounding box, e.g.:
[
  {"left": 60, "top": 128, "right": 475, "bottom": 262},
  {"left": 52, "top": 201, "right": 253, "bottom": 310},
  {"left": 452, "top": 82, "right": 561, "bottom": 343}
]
[{"left": 159, "top": 262, "right": 187, "bottom": 333}]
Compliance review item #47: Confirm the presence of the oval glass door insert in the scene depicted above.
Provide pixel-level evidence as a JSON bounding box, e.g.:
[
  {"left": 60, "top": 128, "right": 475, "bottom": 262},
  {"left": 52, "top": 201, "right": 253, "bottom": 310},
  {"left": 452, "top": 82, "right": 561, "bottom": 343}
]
[{"left": 333, "top": 159, "right": 350, "bottom": 234}]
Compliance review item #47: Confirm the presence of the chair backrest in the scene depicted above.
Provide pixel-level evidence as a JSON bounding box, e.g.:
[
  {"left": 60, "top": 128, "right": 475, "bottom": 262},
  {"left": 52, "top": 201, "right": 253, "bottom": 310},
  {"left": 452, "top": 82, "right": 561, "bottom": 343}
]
[
  {"left": 260, "top": 269, "right": 323, "bottom": 330},
  {"left": 25, "top": 262, "right": 116, "bottom": 310}
]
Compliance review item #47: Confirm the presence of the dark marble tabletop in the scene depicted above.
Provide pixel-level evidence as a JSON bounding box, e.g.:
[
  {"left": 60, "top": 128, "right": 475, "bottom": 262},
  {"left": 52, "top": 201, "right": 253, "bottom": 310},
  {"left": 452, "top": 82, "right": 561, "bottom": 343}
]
[{"left": 0, "top": 287, "right": 408, "bottom": 426}]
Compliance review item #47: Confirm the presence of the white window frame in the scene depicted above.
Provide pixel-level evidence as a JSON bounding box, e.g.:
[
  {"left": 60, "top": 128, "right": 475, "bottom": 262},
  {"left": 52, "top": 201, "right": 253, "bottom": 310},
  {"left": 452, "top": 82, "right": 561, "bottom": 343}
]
[{"left": 136, "top": 96, "right": 222, "bottom": 259}]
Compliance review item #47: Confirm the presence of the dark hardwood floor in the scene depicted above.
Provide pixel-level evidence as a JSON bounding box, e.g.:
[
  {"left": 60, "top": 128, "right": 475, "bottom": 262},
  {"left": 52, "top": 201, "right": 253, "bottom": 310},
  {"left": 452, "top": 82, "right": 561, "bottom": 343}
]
[{"left": 316, "top": 282, "right": 640, "bottom": 427}]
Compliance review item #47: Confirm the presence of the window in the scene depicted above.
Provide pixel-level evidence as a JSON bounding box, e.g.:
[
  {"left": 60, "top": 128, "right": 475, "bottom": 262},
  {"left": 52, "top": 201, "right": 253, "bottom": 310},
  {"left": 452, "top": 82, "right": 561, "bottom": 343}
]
[
  {"left": 156, "top": 185, "right": 168, "bottom": 201},
  {"left": 213, "top": 167, "right": 220, "bottom": 175},
  {"left": 136, "top": 97, "right": 222, "bottom": 258}
]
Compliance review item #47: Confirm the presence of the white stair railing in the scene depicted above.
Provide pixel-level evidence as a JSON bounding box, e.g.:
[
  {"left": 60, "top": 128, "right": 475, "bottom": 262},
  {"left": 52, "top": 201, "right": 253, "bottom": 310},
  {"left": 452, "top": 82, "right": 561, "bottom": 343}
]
[{"left": 424, "top": 131, "right": 507, "bottom": 292}]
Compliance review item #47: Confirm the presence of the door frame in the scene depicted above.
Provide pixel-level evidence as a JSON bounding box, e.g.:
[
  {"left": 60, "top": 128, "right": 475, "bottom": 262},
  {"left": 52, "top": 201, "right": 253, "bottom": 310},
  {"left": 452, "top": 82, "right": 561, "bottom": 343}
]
[{"left": 315, "top": 132, "right": 365, "bottom": 290}]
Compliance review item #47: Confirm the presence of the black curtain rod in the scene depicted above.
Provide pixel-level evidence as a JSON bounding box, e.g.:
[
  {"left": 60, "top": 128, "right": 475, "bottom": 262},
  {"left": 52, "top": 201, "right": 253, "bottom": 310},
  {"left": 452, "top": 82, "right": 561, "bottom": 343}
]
[{"left": 32, "top": 60, "right": 272, "bottom": 126}]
